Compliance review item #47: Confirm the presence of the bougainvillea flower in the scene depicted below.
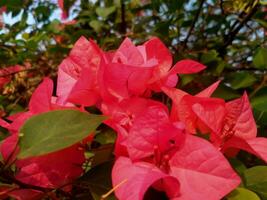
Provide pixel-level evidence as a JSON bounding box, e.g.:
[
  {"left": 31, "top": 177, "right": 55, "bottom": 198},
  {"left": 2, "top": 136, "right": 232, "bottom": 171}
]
[
  {"left": 57, "top": 37, "right": 207, "bottom": 106},
  {"left": 101, "top": 37, "right": 207, "bottom": 100},
  {"left": 0, "top": 78, "right": 86, "bottom": 190},
  {"left": 112, "top": 135, "right": 240, "bottom": 200},
  {"left": 163, "top": 81, "right": 223, "bottom": 133},
  {"left": 193, "top": 92, "right": 267, "bottom": 162},
  {"left": 56, "top": 36, "right": 103, "bottom": 106},
  {"left": 101, "top": 97, "right": 168, "bottom": 157}
]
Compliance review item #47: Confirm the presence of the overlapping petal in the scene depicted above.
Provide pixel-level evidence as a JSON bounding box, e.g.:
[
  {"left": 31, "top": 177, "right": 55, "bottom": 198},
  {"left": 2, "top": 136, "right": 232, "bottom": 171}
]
[
  {"left": 126, "top": 104, "right": 185, "bottom": 161},
  {"left": 112, "top": 157, "right": 180, "bottom": 200},
  {"left": 170, "top": 135, "right": 241, "bottom": 200}
]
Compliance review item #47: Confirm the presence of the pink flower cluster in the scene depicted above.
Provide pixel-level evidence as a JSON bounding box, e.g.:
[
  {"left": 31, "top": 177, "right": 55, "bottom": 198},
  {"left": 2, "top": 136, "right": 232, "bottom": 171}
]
[{"left": 1, "top": 37, "right": 267, "bottom": 200}]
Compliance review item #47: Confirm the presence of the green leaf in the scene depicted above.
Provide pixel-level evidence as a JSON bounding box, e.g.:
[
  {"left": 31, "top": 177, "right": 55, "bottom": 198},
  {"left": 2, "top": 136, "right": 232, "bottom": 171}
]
[
  {"left": 244, "top": 166, "right": 267, "bottom": 199},
  {"left": 227, "top": 187, "right": 260, "bottom": 200},
  {"left": 96, "top": 6, "right": 116, "bottom": 19},
  {"left": 17, "top": 110, "right": 106, "bottom": 159},
  {"left": 200, "top": 50, "right": 218, "bottom": 64},
  {"left": 212, "top": 84, "right": 240, "bottom": 100},
  {"left": 95, "top": 128, "right": 116, "bottom": 145},
  {"left": 89, "top": 20, "right": 103, "bottom": 33},
  {"left": 253, "top": 48, "right": 267, "bottom": 69},
  {"left": 251, "top": 87, "right": 267, "bottom": 112},
  {"left": 229, "top": 72, "right": 257, "bottom": 90}
]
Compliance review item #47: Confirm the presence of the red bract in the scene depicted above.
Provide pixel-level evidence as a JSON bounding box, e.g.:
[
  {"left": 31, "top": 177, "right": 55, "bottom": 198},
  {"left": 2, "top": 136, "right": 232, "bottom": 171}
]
[
  {"left": 194, "top": 92, "right": 267, "bottom": 162},
  {"left": 112, "top": 135, "right": 240, "bottom": 200},
  {"left": 101, "top": 37, "right": 206, "bottom": 100},
  {"left": 163, "top": 81, "right": 222, "bottom": 133},
  {"left": 0, "top": 78, "right": 86, "bottom": 198},
  {"left": 57, "top": 36, "right": 103, "bottom": 106}
]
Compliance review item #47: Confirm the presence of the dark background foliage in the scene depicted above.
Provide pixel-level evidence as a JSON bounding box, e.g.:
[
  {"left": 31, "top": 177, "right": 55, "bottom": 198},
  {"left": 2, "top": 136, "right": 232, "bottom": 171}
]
[{"left": 0, "top": 0, "right": 267, "bottom": 199}]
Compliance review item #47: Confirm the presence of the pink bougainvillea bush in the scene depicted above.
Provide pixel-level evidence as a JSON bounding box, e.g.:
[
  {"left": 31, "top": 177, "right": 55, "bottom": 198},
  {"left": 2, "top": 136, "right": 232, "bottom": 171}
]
[{"left": 0, "top": 37, "right": 266, "bottom": 200}]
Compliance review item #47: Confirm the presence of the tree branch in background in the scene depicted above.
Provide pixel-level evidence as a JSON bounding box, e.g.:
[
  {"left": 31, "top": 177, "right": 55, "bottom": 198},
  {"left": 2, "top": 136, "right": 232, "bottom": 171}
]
[
  {"left": 182, "top": 0, "right": 205, "bottom": 50},
  {"left": 219, "top": 2, "right": 259, "bottom": 56},
  {"left": 120, "top": 0, "right": 126, "bottom": 34}
]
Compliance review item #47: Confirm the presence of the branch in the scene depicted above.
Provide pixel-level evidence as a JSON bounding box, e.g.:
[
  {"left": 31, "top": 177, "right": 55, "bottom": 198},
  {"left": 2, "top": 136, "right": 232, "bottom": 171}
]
[
  {"left": 120, "top": 0, "right": 126, "bottom": 34},
  {"left": 182, "top": 0, "right": 205, "bottom": 50},
  {"left": 218, "top": 2, "right": 259, "bottom": 56}
]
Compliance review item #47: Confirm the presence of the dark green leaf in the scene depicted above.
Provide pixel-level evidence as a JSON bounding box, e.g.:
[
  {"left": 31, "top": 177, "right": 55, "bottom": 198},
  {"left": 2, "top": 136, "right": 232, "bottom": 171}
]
[
  {"left": 229, "top": 72, "right": 257, "bottom": 90},
  {"left": 251, "top": 87, "right": 267, "bottom": 112},
  {"left": 79, "top": 161, "right": 115, "bottom": 200},
  {"left": 244, "top": 166, "right": 267, "bottom": 199}
]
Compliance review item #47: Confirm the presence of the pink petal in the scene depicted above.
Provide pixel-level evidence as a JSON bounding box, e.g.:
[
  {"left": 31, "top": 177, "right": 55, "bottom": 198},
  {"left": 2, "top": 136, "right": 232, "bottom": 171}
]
[
  {"left": 29, "top": 78, "right": 53, "bottom": 113},
  {"left": 144, "top": 37, "right": 173, "bottom": 90},
  {"left": 222, "top": 137, "right": 267, "bottom": 163},
  {"left": 102, "top": 98, "right": 167, "bottom": 157},
  {"left": 170, "top": 135, "right": 240, "bottom": 200},
  {"left": 102, "top": 62, "right": 153, "bottom": 100},
  {"left": 178, "top": 95, "right": 225, "bottom": 134},
  {"left": 16, "top": 144, "right": 85, "bottom": 188},
  {"left": 8, "top": 112, "right": 33, "bottom": 134},
  {"left": 0, "top": 65, "right": 23, "bottom": 76},
  {"left": 69, "top": 37, "right": 102, "bottom": 71},
  {"left": 0, "top": 133, "right": 19, "bottom": 162},
  {"left": 56, "top": 37, "right": 102, "bottom": 105},
  {"left": 196, "top": 80, "right": 220, "bottom": 97},
  {"left": 113, "top": 38, "right": 144, "bottom": 66},
  {"left": 0, "top": 118, "right": 10, "bottom": 129},
  {"left": 112, "top": 157, "right": 180, "bottom": 200},
  {"left": 162, "top": 87, "right": 188, "bottom": 121},
  {"left": 192, "top": 101, "right": 226, "bottom": 134},
  {"left": 126, "top": 104, "right": 185, "bottom": 161},
  {"left": 67, "top": 68, "right": 100, "bottom": 106},
  {"left": 8, "top": 189, "right": 44, "bottom": 200},
  {"left": 169, "top": 59, "right": 206, "bottom": 75},
  {"left": 226, "top": 92, "right": 257, "bottom": 140},
  {"left": 145, "top": 37, "right": 172, "bottom": 73},
  {"left": 127, "top": 69, "right": 153, "bottom": 96},
  {"left": 56, "top": 58, "right": 80, "bottom": 105}
]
